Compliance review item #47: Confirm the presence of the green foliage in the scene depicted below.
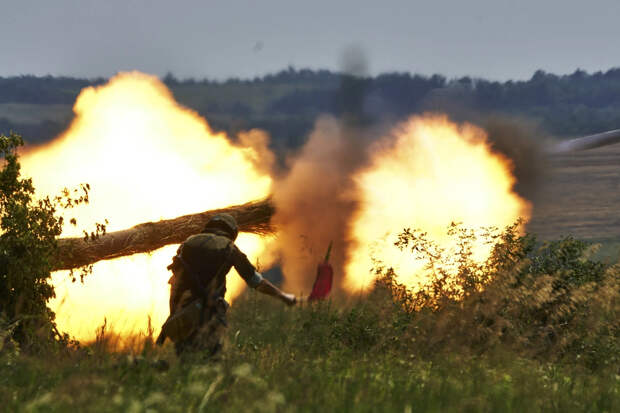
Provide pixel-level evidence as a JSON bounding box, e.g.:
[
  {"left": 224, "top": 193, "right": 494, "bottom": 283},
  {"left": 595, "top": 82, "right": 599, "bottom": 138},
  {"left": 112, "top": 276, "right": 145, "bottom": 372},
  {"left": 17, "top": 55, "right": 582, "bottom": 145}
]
[
  {"left": 0, "top": 132, "right": 90, "bottom": 352},
  {"left": 377, "top": 222, "right": 619, "bottom": 368},
  {"left": 0, "top": 287, "right": 618, "bottom": 412}
]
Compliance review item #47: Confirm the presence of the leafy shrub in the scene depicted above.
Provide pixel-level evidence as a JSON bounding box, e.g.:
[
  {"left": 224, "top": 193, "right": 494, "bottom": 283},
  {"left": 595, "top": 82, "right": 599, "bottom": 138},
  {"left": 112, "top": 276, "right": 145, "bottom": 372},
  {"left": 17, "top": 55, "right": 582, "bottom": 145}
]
[
  {"left": 376, "top": 222, "right": 619, "bottom": 368},
  {"left": 0, "top": 132, "right": 89, "bottom": 352}
]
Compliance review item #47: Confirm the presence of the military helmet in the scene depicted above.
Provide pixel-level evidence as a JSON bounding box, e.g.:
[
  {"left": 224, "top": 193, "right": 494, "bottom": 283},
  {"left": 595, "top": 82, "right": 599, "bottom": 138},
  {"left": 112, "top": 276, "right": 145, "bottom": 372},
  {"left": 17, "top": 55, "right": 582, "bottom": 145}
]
[{"left": 202, "top": 213, "right": 238, "bottom": 241}]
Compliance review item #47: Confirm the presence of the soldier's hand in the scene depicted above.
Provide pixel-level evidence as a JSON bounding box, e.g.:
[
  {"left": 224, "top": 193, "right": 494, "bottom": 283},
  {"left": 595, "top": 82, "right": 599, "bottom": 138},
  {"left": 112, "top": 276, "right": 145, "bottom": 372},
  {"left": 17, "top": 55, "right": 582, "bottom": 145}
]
[{"left": 281, "top": 292, "right": 297, "bottom": 306}]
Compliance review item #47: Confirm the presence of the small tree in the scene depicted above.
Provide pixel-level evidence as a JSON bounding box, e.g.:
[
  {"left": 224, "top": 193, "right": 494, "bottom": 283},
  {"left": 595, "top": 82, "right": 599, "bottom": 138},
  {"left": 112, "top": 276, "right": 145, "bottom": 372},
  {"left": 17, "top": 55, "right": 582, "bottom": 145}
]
[{"left": 0, "top": 132, "right": 88, "bottom": 352}]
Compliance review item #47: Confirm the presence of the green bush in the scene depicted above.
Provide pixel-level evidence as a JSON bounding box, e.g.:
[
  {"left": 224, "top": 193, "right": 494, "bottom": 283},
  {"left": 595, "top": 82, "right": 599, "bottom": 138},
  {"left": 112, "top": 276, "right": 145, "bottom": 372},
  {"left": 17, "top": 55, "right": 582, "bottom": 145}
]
[
  {"left": 376, "top": 222, "right": 619, "bottom": 368},
  {"left": 0, "top": 132, "right": 89, "bottom": 352}
]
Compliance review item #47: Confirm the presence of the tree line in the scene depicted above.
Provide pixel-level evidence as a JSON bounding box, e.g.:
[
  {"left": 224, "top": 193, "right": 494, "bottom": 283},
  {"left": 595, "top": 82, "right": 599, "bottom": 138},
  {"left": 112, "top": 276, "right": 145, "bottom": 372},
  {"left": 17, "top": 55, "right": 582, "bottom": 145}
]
[{"left": 2, "top": 67, "right": 620, "bottom": 148}]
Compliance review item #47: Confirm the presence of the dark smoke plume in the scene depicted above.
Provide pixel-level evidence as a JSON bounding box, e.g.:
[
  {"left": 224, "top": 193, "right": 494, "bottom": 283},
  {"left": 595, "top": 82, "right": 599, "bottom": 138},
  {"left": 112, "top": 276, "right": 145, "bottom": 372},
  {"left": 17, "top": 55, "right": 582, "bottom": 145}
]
[
  {"left": 482, "top": 116, "right": 549, "bottom": 204},
  {"left": 272, "top": 47, "right": 377, "bottom": 293}
]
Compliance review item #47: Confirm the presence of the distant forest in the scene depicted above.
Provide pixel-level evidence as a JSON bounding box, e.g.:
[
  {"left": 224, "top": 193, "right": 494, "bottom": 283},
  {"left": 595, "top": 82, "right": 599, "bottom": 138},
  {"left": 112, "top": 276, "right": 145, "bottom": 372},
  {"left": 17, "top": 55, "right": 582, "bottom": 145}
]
[{"left": 2, "top": 67, "right": 620, "bottom": 151}]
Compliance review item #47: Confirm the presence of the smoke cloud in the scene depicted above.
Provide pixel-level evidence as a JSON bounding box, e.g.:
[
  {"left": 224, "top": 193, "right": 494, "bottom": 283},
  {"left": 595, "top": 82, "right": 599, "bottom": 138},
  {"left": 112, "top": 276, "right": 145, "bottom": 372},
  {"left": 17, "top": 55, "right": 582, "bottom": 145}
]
[
  {"left": 273, "top": 117, "right": 354, "bottom": 292},
  {"left": 482, "top": 116, "right": 548, "bottom": 203},
  {"left": 270, "top": 48, "right": 547, "bottom": 294},
  {"left": 271, "top": 48, "right": 378, "bottom": 293}
]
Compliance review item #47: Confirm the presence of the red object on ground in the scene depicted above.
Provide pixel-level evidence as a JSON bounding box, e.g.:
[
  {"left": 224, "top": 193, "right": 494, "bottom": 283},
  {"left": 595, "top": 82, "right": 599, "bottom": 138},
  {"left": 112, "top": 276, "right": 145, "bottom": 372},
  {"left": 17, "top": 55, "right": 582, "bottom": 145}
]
[{"left": 308, "top": 242, "right": 333, "bottom": 301}]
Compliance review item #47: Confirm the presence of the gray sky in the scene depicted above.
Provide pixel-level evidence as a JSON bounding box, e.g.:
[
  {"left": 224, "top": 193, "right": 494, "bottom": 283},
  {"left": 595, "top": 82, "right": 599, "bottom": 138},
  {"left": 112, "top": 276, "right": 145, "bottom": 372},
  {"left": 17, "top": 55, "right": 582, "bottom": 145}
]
[{"left": 1, "top": 0, "right": 619, "bottom": 81}]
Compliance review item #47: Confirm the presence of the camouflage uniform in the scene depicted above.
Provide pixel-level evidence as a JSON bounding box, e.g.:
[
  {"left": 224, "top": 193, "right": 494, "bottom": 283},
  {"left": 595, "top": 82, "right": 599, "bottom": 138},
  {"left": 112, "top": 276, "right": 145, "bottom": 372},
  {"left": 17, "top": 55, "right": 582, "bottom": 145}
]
[{"left": 165, "top": 221, "right": 262, "bottom": 357}]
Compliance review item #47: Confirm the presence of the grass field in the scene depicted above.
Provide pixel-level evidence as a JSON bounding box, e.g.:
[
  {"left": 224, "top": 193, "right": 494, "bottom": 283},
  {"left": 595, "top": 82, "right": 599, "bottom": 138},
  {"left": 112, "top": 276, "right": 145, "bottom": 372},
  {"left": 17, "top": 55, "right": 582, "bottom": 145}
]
[{"left": 2, "top": 289, "right": 618, "bottom": 413}]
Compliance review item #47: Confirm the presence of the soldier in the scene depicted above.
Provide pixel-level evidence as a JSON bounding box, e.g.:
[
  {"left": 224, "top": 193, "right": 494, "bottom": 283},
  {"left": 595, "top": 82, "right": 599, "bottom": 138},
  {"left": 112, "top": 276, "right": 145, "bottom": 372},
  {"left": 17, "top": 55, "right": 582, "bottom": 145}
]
[{"left": 156, "top": 213, "right": 297, "bottom": 357}]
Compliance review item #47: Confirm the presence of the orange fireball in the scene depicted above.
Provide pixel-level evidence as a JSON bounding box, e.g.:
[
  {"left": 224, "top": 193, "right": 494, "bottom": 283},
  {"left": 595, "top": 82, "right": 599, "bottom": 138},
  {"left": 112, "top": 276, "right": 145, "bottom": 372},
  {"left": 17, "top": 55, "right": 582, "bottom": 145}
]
[
  {"left": 20, "top": 72, "right": 275, "bottom": 342},
  {"left": 345, "top": 115, "right": 531, "bottom": 293}
]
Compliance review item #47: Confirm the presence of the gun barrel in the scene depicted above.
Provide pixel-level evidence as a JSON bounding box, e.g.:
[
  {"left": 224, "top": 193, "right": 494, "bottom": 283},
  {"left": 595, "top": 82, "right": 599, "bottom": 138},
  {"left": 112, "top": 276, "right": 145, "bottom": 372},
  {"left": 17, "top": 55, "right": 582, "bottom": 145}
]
[{"left": 548, "top": 129, "right": 620, "bottom": 153}]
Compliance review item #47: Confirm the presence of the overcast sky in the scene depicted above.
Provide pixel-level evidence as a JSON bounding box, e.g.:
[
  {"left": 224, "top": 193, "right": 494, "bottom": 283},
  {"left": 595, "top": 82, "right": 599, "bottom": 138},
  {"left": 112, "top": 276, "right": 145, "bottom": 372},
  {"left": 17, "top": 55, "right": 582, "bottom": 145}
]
[{"left": 1, "top": 0, "right": 619, "bottom": 81}]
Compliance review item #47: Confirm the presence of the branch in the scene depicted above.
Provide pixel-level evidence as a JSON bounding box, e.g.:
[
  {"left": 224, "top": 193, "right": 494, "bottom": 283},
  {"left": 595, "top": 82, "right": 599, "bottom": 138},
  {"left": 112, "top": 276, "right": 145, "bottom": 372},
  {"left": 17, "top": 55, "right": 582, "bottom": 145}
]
[{"left": 54, "top": 198, "right": 274, "bottom": 271}]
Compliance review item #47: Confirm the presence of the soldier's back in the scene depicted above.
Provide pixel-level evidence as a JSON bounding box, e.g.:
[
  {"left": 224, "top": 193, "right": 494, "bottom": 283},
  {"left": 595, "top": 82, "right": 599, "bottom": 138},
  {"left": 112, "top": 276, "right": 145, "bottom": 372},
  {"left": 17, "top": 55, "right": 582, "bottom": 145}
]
[{"left": 181, "top": 233, "right": 231, "bottom": 276}]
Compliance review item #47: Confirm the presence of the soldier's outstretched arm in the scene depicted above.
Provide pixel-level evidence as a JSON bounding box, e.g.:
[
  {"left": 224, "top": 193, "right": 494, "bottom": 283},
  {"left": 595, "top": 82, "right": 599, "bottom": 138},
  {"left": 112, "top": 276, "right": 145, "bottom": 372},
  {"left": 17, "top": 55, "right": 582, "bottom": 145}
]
[
  {"left": 231, "top": 244, "right": 297, "bottom": 306},
  {"left": 255, "top": 278, "right": 297, "bottom": 306}
]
